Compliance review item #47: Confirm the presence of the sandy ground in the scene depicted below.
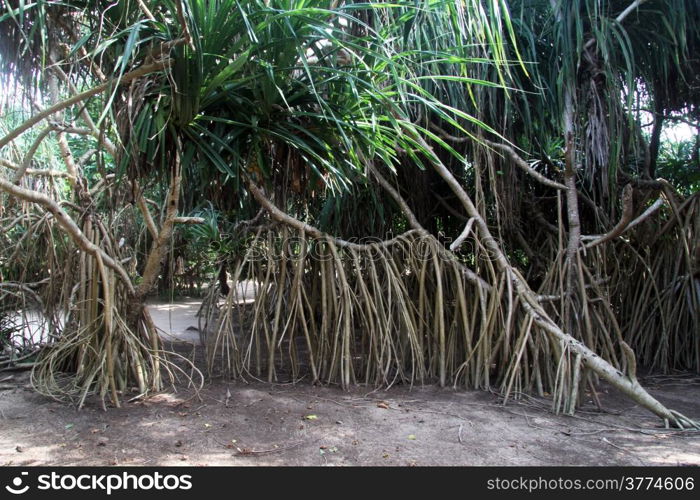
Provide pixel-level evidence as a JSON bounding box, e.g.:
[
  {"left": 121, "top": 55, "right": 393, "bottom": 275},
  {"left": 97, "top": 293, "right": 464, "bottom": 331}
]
[
  {"left": 147, "top": 299, "right": 204, "bottom": 345},
  {"left": 146, "top": 280, "right": 259, "bottom": 346},
  {"left": 1, "top": 373, "right": 699, "bottom": 466},
  {"left": 1, "top": 298, "right": 698, "bottom": 466}
]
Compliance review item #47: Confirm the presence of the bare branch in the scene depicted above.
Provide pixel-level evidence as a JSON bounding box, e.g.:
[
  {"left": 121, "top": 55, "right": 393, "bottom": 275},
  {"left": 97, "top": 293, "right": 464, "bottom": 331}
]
[
  {"left": 427, "top": 123, "right": 567, "bottom": 190},
  {"left": 431, "top": 190, "right": 469, "bottom": 221},
  {"left": 133, "top": 180, "right": 159, "bottom": 240},
  {"left": 77, "top": 149, "right": 98, "bottom": 167},
  {"left": 368, "top": 165, "right": 430, "bottom": 236},
  {"left": 137, "top": 0, "right": 156, "bottom": 21},
  {"left": 174, "top": 217, "right": 206, "bottom": 224},
  {"left": 483, "top": 140, "right": 568, "bottom": 191},
  {"left": 247, "top": 180, "right": 422, "bottom": 250},
  {"left": 0, "top": 177, "right": 134, "bottom": 294},
  {"left": 583, "top": 0, "right": 650, "bottom": 50},
  {"left": 0, "top": 61, "right": 171, "bottom": 152},
  {"left": 1, "top": 159, "right": 74, "bottom": 179},
  {"left": 584, "top": 184, "right": 635, "bottom": 249},
  {"left": 89, "top": 174, "right": 115, "bottom": 196},
  {"left": 48, "top": 75, "right": 78, "bottom": 189},
  {"left": 369, "top": 165, "right": 490, "bottom": 289},
  {"left": 449, "top": 218, "right": 476, "bottom": 252},
  {"left": 51, "top": 66, "right": 118, "bottom": 157},
  {"left": 411, "top": 131, "right": 690, "bottom": 426},
  {"left": 12, "top": 126, "right": 55, "bottom": 184}
]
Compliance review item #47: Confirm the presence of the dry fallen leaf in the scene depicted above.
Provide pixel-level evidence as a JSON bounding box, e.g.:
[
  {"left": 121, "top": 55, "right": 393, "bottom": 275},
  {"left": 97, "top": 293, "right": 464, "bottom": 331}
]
[{"left": 377, "top": 402, "right": 389, "bottom": 409}]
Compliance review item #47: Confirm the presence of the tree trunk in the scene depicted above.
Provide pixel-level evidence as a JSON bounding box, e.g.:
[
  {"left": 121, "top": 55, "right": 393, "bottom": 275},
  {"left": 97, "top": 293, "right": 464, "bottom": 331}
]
[
  {"left": 218, "top": 261, "right": 230, "bottom": 296},
  {"left": 648, "top": 100, "right": 665, "bottom": 178}
]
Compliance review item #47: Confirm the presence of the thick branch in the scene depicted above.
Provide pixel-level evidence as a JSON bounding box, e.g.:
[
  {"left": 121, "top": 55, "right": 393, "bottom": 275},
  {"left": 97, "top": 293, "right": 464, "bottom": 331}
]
[
  {"left": 135, "top": 148, "right": 182, "bottom": 300},
  {"left": 247, "top": 180, "right": 426, "bottom": 252},
  {"left": 12, "top": 126, "right": 54, "bottom": 184},
  {"left": 133, "top": 180, "right": 159, "bottom": 240},
  {"left": 483, "top": 140, "right": 568, "bottom": 191},
  {"left": 369, "top": 166, "right": 490, "bottom": 289},
  {"left": 584, "top": 184, "right": 635, "bottom": 249},
  {"left": 174, "top": 217, "right": 206, "bottom": 224},
  {"left": 428, "top": 123, "right": 567, "bottom": 190},
  {"left": 0, "top": 178, "right": 134, "bottom": 294},
  {"left": 411, "top": 132, "right": 691, "bottom": 426}
]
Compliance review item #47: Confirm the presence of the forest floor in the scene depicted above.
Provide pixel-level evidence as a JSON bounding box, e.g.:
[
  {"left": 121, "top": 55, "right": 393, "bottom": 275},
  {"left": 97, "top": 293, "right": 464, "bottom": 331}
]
[{"left": 1, "top": 298, "right": 699, "bottom": 467}]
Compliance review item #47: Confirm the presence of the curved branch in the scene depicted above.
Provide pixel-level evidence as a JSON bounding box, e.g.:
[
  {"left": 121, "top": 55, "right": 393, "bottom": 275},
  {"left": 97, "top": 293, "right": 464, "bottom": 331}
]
[
  {"left": 367, "top": 166, "right": 430, "bottom": 237},
  {"left": 247, "top": 180, "right": 419, "bottom": 250},
  {"left": 584, "top": 184, "right": 635, "bottom": 249},
  {"left": 411, "top": 132, "right": 695, "bottom": 427},
  {"left": 52, "top": 66, "right": 118, "bottom": 158},
  {"left": 0, "top": 178, "right": 134, "bottom": 294},
  {"left": 368, "top": 165, "right": 490, "bottom": 289},
  {"left": 483, "top": 140, "right": 568, "bottom": 191},
  {"left": 583, "top": 0, "right": 650, "bottom": 50},
  {"left": 1, "top": 159, "right": 74, "bottom": 179},
  {"left": 427, "top": 123, "right": 567, "bottom": 191},
  {"left": 0, "top": 61, "right": 171, "bottom": 152},
  {"left": 11, "top": 126, "right": 55, "bottom": 184}
]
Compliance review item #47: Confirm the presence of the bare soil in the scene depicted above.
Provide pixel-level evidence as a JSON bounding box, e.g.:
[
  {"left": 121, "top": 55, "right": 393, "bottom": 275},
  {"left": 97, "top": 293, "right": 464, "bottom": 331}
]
[
  {"left": 1, "top": 299, "right": 698, "bottom": 466},
  {"left": 2, "top": 372, "right": 699, "bottom": 466}
]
